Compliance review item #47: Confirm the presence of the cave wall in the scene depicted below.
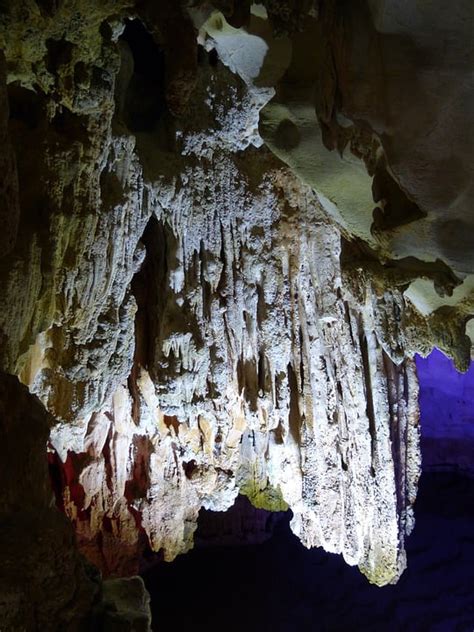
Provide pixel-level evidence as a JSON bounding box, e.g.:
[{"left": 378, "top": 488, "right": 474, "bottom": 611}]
[
  {"left": 417, "top": 349, "right": 474, "bottom": 475},
  {"left": 0, "top": 374, "right": 96, "bottom": 630},
  {"left": 0, "top": 373, "right": 150, "bottom": 631},
  {"left": 0, "top": 0, "right": 472, "bottom": 611}
]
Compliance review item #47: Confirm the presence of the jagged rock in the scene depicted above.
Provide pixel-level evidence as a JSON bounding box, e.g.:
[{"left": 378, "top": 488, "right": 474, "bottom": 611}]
[
  {"left": 0, "top": 373, "right": 98, "bottom": 630},
  {"left": 239, "top": 1, "right": 474, "bottom": 336},
  {"left": 0, "top": 0, "right": 471, "bottom": 610},
  {"left": 100, "top": 577, "right": 151, "bottom": 632},
  {"left": 44, "top": 62, "right": 419, "bottom": 583},
  {"left": 0, "top": 372, "right": 152, "bottom": 631}
]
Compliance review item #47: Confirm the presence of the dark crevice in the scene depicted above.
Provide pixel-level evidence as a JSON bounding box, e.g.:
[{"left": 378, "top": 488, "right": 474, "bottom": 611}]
[
  {"left": 237, "top": 358, "right": 258, "bottom": 412},
  {"left": 344, "top": 300, "right": 355, "bottom": 346},
  {"left": 258, "top": 350, "right": 269, "bottom": 394},
  {"left": 51, "top": 107, "right": 89, "bottom": 142},
  {"left": 273, "top": 371, "right": 284, "bottom": 409},
  {"left": 256, "top": 283, "right": 266, "bottom": 328},
  {"left": 124, "top": 435, "right": 154, "bottom": 503},
  {"left": 287, "top": 364, "right": 301, "bottom": 444},
  {"left": 371, "top": 160, "right": 426, "bottom": 232},
  {"left": 273, "top": 419, "right": 285, "bottom": 444},
  {"left": 208, "top": 48, "right": 219, "bottom": 67},
  {"left": 120, "top": 19, "right": 167, "bottom": 132},
  {"left": 35, "top": 0, "right": 59, "bottom": 18},
  {"left": 102, "top": 425, "right": 115, "bottom": 493},
  {"left": 47, "top": 448, "right": 66, "bottom": 511},
  {"left": 359, "top": 331, "right": 377, "bottom": 478},
  {"left": 197, "top": 45, "right": 219, "bottom": 68},
  {"left": 6, "top": 84, "right": 53, "bottom": 252},
  {"left": 183, "top": 460, "right": 198, "bottom": 480},
  {"left": 207, "top": 345, "right": 221, "bottom": 400},
  {"left": 340, "top": 453, "right": 348, "bottom": 471},
  {"left": 164, "top": 415, "right": 180, "bottom": 435},
  {"left": 298, "top": 326, "right": 305, "bottom": 388},
  {"left": 45, "top": 37, "right": 74, "bottom": 75},
  {"left": 8, "top": 84, "right": 44, "bottom": 130},
  {"left": 129, "top": 215, "right": 167, "bottom": 421}
]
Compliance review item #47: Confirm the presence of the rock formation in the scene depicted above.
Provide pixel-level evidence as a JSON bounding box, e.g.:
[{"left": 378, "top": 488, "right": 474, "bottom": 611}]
[
  {"left": 0, "top": 1, "right": 473, "bottom": 625},
  {"left": 0, "top": 372, "right": 151, "bottom": 630}
]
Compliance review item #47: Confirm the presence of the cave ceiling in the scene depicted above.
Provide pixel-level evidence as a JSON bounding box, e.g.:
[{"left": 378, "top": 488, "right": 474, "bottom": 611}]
[{"left": 0, "top": 0, "right": 473, "bottom": 609}]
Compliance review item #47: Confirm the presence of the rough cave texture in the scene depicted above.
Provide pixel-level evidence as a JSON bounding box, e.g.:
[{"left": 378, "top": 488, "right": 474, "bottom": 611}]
[
  {"left": 144, "top": 472, "right": 474, "bottom": 632},
  {"left": 0, "top": 372, "right": 151, "bottom": 630},
  {"left": 0, "top": 1, "right": 473, "bottom": 625}
]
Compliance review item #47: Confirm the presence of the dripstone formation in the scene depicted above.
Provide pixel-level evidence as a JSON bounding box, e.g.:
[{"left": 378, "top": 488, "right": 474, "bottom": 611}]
[{"left": 0, "top": 1, "right": 473, "bottom": 629}]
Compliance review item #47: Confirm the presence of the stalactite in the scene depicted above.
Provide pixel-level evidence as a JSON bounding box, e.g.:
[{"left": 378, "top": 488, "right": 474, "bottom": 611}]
[{"left": 2, "top": 2, "right": 471, "bottom": 604}]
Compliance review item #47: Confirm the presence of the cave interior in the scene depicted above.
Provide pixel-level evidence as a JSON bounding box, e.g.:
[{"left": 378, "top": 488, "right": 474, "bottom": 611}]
[{"left": 0, "top": 1, "right": 473, "bottom": 631}]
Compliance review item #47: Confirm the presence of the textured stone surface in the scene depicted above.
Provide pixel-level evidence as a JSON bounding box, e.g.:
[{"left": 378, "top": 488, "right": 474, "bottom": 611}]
[
  {"left": 41, "top": 67, "right": 419, "bottom": 585},
  {"left": 101, "top": 577, "right": 151, "bottom": 632},
  {"left": 0, "top": 373, "right": 98, "bottom": 630},
  {"left": 143, "top": 472, "right": 474, "bottom": 632},
  {"left": 0, "top": 0, "right": 472, "bottom": 605},
  {"left": 251, "top": 1, "right": 474, "bottom": 345}
]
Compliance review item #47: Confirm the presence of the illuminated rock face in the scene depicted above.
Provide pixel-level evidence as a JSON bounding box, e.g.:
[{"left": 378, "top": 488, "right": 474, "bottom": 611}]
[
  {"left": 46, "top": 153, "right": 420, "bottom": 585},
  {"left": 7, "top": 50, "right": 419, "bottom": 583},
  {"left": 3, "top": 0, "right": 472, "bottom": 595}
]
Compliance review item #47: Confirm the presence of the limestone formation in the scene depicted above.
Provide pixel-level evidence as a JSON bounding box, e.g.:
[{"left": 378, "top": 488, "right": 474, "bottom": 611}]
[
  {"left": 0, "top": 4, "right": 472, "bottom": 624},
  {"left": 0, "top": 372, "right": 152, "bottom": 630}
]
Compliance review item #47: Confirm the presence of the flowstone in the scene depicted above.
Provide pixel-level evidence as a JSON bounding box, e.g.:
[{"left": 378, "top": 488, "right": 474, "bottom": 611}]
[{"left": 3, "top": 1, "right": 472, "bottom": 595}]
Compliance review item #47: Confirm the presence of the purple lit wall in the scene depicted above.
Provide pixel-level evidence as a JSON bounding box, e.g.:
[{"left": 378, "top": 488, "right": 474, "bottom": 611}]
[{"left": 416, "top": 348, "right": 474, "bottom": 474}]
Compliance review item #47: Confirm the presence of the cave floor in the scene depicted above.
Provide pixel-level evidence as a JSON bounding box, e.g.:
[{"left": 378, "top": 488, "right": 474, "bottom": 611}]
[{"left": 142, "top": 472, "right": 474, "bottom": 632}]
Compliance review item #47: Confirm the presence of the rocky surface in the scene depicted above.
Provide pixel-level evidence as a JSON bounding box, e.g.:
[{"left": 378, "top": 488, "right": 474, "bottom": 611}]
[
  {"left": 0, "top": 372, "right": 96, "bottom": 630},
  {"left": 45, "top": 128, "right": 421, "bottom": 585},
  {"left": 0, "top": 372, "right": 152, "bottom": 630},
  {"left": 0, "top": 4, "right": 472, "bottom": 624},
  {"left": 255, "top": 1, "right": 474, "bottom": 331},
  {"left": 100, "top": 577, "right": 151, "bottom": 632},
  {"left": 144, "top": 471, "right": 474, "bottom": 632}
]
